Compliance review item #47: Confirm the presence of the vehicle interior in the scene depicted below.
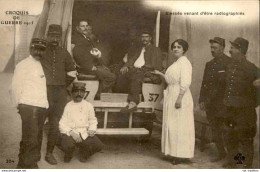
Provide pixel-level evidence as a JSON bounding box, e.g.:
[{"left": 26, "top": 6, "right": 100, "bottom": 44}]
[
  {"left": 72, "top": 0, "right": 170, "bottom": 66},
  {"left": 72, "top": 0, "right": 168, "bottom": 137}
]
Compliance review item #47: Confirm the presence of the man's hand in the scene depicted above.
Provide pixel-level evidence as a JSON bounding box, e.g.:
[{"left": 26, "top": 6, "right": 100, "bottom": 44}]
[
  {"left": 151, "top": 70, "right": 164, "bottom": 76},
  {"left": 253, "top": 78, "right": 260, "bottom": 87},
  {"left": 90, "top": 48, "right": 102, "bottom": 58},
  {"left": 120, "top": 66, "right": 128, "bottom": 75},
  {"left": 92, "top": 66, "right": 97, "bottom": 71},
  {"left": 199, "top": 102, "right": 206, "bottom": 111},
  {"left": 69, "top": 130, "right": 82, "bottom": 143},
  {"left": 88, "top": 130, "right": 96, "bottom": 137}
]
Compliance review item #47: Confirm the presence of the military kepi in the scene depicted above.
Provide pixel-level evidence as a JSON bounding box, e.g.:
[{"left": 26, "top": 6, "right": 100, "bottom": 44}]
[
  {"left": 48, "top": 24, "right": 62, "bottom": 35},
  {"left": 209, "top": 37, "right": 225, "bottom": 47},
  {"left": 72, "top": 82, "right": 86, "bottom": 92},
  {"left": 230, "top": 37, "right": 249, "bottom": 55},
  {"left": 30, "top": 38, "right": 48, "bottom": 50}
]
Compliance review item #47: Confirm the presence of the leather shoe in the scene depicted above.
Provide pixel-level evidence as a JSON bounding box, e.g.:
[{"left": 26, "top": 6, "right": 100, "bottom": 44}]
[
  {"left": 79, "top": 156, "right": 88, "bottom": 163},
  {"left": 64, "top": 154, "right": 72, "bottom": 163},
  {"left": 45, "top": 153, "right": 58, "bottom": 165},
  {"left": 120, "top": 102, "right": 137, "bottom": 113},
  {"left": 171, "top": 159, "right": 182, "bottom": 165}
]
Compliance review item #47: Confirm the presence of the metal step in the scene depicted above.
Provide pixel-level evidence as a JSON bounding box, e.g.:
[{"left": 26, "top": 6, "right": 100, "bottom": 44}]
[{"left": 96, "top": 128, "right": 149, "bottom": 135}]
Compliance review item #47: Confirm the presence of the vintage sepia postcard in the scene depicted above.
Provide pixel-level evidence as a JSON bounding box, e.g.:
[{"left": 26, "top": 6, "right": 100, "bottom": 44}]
[{"left": 0, "top": 0, "right": 259, "bottom": 170}]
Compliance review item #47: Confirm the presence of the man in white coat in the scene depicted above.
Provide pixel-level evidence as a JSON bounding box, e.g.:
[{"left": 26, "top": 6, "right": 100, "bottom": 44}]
[
  {"left": 59, "top": 82, "right": 104, "bottom": 163},
  {"left": 11, "top": 38, "right": 49, "bottom": 169}
]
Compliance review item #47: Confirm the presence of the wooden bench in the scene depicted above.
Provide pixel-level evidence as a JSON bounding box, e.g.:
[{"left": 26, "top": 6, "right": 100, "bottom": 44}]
[{"left": 89, "top": 100, "right": 154, "bottom": 135}]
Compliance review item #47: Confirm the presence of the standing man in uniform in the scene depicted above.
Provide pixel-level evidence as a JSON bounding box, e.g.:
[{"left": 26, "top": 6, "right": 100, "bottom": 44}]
[
  {"left": 199, "top": 37, "right": 231, "bottom": 162},
  {"left": 223, "top": 37, "right": 260, "bottom": 168},
  {"left": 12, "top": 38, "right": 49, "bottom": 168},
  {"left": 41, "top": 24, "right": 76, "bottom": 165}
]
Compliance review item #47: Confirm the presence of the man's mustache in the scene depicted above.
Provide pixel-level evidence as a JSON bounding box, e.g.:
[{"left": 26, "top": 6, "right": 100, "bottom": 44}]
[
  {"left": 50, "top": 41, "right": 59, "bottom": 47},
  {"left": 34, "top": 53, "right": 42, "bottom": 58}
]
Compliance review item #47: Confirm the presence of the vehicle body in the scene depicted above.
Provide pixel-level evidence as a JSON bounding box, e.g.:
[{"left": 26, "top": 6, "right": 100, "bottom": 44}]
[{"left": 68, "top": 0, "right": 167, "bottom": 139}]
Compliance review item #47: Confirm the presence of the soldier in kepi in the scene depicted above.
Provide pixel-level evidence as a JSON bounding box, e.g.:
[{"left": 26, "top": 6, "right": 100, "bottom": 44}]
[
  {"left": 199, "top": 37, "right": 231, "bottom": 162},
  {"left": 11, "top": 38, "right": 48, "bottom": 169},
  {"left": 40, "top": 24, "right": 76, "bottom": 165},
  {"left": 222, "top": 37, "right": 260, "bottom": 168},
  {"left": 59, "top": 82, "right": 104, "bottom": 163}
]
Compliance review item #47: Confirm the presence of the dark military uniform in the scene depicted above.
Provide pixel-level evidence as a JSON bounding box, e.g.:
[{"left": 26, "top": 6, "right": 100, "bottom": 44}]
[
  {"left": 72, "top": 32, "right": 116, "bottom": 93},
  {"left": 223, "top": 57, "right": 260, "bottom": 167},
  {"left": 199, "top": 53, "right": 231, "bottom": 157},
  {"left": 41, "top": 45, "right": 75, "bottom": 154}
]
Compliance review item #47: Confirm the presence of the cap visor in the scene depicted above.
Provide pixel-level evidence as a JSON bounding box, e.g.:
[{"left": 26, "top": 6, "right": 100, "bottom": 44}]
[
  {"left": 229, "top": 41, "right": 240, "bottom": 47},
  {"left": 209, "top": 39, "right": 221, "bottom": 45}
]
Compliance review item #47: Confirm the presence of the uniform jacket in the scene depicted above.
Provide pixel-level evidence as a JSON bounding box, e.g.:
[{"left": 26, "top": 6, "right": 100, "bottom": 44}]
[
  {"left": 223, "top": 57, "right": 260, "bottom": 108},
  {"left": 11, "top": 55, "right": 49, "bottom": 108},
  {"left": 59, "top": 100, "right": 97, "bottom": 140},
  {"left": 41, "top": 46, "right": 75, "bottom": 86},
  {"left": 124, "top": 44, "right": 163, "bottom": 71},
  {"left": 199, "top": 53, "right": 231, "bottom": 110}
]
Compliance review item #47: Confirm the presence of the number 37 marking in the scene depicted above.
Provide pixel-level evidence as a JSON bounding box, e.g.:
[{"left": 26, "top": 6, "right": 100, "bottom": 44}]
[
  {"left": 148, "top": 93, "right": 159, "bottom": 102},
  {"left": 84, "top": 91, "right": 90, "bottom": 99}
]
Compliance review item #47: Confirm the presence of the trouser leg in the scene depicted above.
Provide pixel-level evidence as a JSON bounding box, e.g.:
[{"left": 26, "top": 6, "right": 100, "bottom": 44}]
[
  {"left": 127, "top": 69, "right": 144, "bottom": 104},
  {"left": 224, "top": 107, "right": 256, "bottom": 167},
  {"left": 207, "top": 114, "right": 226, "bottom": 156},
  {"left": 18, "top": 104, "right": 45, "bottom": 168},
  {"left": 235, "top": 107, "right": 256, "bottom": 168},
  {"left": 95, "top": 66, "right": 116, "bottom": 93},
  {"left": 113, "top": 70, "right": 130, "bottom": 93},
  {"left": 240, "top": 138, "right": 254, "bottom": 167},
  {"left": 46, "top": 86, "right": 67, "bottom": 153},
  {"left": 61, "top": 134, "right": 76, "bottom": 158},
  {"left": 36, "top": 108, "right": 46, "bottom": 161},
  {"left": 225, "top": 126, "right": 239, "bottom": 165},
  {"left": 78, "top": 136, "right": 104, "bottom": 159}
]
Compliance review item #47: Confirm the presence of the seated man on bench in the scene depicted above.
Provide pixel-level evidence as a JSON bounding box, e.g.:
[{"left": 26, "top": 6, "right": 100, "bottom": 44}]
[
  {"left": 72, "top": 20, "right": 116, "bottom": 96},
  {"left": 115, "top": 29, "right": 163, "bottom": 113},
  {"left": 59, "top": 82, "right": 104, "bottom": 163}
]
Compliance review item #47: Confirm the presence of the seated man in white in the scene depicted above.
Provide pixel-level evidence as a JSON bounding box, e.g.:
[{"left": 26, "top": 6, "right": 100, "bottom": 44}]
[{"left": 59, "top": 82, "right": 103, "bottom": 163}]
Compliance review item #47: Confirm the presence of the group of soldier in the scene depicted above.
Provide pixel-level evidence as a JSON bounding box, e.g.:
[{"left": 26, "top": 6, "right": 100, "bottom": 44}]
[
  {"left": 12, "top": 20, "right": 163, "bottom": 168},
  {"left": 199, "top": 37, "right": 259, "bottom": 168},
  {"left": 10, "top": 19, "right": 259, "bottom": 169}
]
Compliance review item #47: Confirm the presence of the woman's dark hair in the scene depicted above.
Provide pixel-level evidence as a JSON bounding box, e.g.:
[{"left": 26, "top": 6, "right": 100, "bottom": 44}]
[{"left": 171, "top": 39, "right": 189, "bottom": 54}]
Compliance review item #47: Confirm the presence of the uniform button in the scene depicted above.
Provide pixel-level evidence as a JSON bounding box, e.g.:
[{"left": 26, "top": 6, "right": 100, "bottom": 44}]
[
  {"left": 227, "top": 96, "right": 230, "bottom": 98},
  {"left": 231, "top": 80, "right": 233, "bottom": 82}
]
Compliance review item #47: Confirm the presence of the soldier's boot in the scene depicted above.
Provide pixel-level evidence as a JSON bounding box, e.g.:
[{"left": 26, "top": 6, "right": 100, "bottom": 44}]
[{"left": 45, "top": 152, "right": 57, "bottom": 165}]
